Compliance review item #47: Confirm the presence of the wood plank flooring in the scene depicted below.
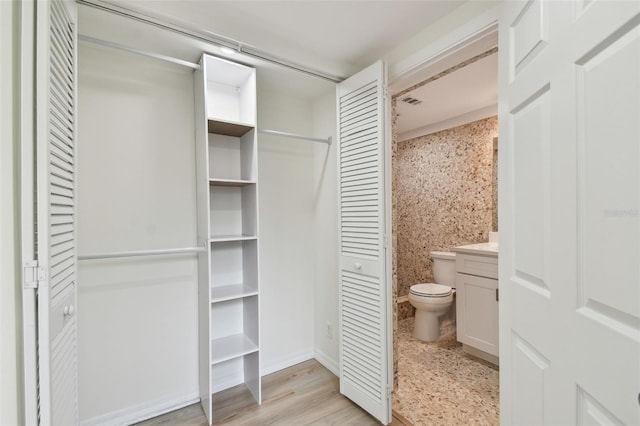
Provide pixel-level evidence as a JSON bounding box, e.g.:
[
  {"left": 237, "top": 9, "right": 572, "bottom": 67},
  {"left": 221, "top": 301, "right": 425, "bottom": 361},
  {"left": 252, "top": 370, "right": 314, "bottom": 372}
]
[{"left": 137, "top": 360, "right": 411, "bottom": 426}]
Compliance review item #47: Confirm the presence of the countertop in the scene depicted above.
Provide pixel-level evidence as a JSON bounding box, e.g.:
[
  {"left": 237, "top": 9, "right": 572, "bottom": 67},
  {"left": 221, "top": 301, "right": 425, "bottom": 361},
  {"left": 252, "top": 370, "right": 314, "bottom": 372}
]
[{"left": 453, "top": 242, "right": 499, "bottom": 256}]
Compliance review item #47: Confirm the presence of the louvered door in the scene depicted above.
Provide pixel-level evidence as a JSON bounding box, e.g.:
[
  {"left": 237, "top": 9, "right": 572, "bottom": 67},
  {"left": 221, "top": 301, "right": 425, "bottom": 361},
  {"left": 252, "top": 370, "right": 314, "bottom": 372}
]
[
  {"left": 35, "top": 0, "right": 78, "bottom": 423},
  {"left": 337, "top": 61, "right": 392, "bottom": 424}
]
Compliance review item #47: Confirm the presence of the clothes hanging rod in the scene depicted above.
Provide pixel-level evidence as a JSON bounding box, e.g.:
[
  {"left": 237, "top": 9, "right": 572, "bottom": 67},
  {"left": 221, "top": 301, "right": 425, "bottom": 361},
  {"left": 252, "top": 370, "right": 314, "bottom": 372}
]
[
  {"left": 259, "top": 129, "right": 332, "bottom": 145},
  {"left": 77, "top": 0, "right": 343, "bottom": 83},
  {"left": 78, "top": 38, "right": 333, "bottom": 146},
  {"left": 79, "top": 35, "right": 200, "bottom": 70},
  {"left": 78, "top": 246, "right": 206, "bottom": 261}
]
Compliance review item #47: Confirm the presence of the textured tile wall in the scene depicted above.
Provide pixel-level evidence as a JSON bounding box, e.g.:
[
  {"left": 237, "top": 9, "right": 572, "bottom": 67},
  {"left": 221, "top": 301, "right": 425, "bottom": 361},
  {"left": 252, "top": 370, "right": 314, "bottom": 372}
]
[
  {"left": 397, "top": 299, "right": 415, "bottom": 320},
  {"left": 394, "top": 116, "right": 498, "bottom": 300},
  {"left": 492, "top": 137, "right": 499, "bottom": 231},
  {"left": 391, "top": 99, "right": 399, "bottom": 388}
]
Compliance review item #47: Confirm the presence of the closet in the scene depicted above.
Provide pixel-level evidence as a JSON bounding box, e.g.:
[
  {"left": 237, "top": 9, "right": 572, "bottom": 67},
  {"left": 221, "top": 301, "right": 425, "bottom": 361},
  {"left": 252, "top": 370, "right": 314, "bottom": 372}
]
[
  {"left": 73, "top": 3, "right": 335, "bottom": 423},
  {"left": 195, "top": 54, "right": 261, "bottom": 422}
]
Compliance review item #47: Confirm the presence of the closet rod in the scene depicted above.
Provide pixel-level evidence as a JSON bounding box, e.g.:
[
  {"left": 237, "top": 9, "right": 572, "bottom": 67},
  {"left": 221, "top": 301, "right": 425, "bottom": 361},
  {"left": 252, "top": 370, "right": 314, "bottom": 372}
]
[
  {"left": 259, "top": 129, "right": 332, "bottom": 145},
  {"left": 78, "top": 246, "right": 206, "bottom": 261},
  {"left": 79, "top": 35, "right": 200, "bottom": 70},
  {"left": 77, "top": 0, "right": 343, "bottom": 83}
]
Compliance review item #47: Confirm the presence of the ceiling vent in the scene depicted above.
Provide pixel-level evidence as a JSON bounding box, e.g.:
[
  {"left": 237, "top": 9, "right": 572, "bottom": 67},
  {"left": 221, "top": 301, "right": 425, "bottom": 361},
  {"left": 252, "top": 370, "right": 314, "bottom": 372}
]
[{"left": 401, "top": 96, "right": 422, "bottom": 105}]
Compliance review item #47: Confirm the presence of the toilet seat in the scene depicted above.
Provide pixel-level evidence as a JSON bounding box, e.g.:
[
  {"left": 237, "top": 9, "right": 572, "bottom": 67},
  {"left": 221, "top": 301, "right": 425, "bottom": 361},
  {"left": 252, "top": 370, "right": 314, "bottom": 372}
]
[{"left": 410, "top": 283, "right": 452, "bottom": 298}]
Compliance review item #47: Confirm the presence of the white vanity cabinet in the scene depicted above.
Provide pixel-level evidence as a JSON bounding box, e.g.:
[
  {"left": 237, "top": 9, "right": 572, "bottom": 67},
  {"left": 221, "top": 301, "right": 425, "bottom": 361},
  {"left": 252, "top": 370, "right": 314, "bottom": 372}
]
[{"left": 454, "top": 244, "right": 499, "bottom": 365}]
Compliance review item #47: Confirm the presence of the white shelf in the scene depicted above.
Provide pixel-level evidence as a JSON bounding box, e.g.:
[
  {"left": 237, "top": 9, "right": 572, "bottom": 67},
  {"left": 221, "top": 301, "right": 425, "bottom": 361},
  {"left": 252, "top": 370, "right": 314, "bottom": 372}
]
[
  {"left": 210, "top": 234, "right": 257, "bottom": 243},
  {"left": 207, "top": 118, "right": 254, "bottom": 137},
  {"left": 211, "top": 284, "right": 258, "bottom": 303},
  {"left": 211, "top": 333, "right": 258, "bottom": 365},
  {"left": 209, "top": 178, "right": 256, "bottom": 187}
]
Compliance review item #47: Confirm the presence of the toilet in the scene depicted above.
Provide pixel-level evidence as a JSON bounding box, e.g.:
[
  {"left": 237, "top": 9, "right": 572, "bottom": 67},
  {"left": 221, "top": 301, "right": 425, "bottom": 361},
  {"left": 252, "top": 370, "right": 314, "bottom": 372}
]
[{"left": 408, "top": 250, "right": 456, "bottom": 342}]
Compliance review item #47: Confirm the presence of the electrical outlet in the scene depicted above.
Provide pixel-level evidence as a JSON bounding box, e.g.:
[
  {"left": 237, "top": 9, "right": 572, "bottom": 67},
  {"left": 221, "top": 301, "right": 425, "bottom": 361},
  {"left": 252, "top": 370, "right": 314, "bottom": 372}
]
[{"left": 326, "top": 321, "right": 333, "bottom": 340}]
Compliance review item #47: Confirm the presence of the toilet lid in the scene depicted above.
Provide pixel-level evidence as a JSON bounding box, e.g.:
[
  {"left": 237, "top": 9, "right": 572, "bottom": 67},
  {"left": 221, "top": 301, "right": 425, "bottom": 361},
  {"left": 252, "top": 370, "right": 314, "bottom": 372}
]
[{"left": 410, "top": 283, "right": 452, "bottom": 297}]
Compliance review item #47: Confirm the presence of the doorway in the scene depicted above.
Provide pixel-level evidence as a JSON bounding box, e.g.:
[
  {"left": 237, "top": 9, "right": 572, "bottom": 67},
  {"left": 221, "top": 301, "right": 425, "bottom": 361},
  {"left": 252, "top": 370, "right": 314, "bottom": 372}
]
[{"left": 388, "top": 34, "right": 500, "bottom": 424}]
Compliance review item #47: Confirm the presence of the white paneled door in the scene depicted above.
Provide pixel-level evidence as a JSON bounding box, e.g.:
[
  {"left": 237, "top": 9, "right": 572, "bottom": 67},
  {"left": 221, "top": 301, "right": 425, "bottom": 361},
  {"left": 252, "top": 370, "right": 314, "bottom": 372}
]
[
  {"left": 499, "top": 1, "right": 639, "bottom": 424},
  {"left": 337, "top": 61, "right": 392, "bottom": 425},
  {"left": 32, "top": 0, "right": 79, "bottom": 423}
]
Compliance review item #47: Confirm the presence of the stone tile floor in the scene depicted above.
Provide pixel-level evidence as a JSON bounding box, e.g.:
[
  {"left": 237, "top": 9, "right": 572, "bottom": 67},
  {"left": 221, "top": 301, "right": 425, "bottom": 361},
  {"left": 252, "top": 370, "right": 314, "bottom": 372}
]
[{"left": 393, "top": 317, "right": 499, "bottom": 425}]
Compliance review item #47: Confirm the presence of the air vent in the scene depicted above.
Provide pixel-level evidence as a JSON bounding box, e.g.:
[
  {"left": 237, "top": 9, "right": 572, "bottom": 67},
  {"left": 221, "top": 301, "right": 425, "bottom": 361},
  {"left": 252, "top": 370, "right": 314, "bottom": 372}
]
[{"left": 401, "top": 96, "right": 422, "bottom": 105}]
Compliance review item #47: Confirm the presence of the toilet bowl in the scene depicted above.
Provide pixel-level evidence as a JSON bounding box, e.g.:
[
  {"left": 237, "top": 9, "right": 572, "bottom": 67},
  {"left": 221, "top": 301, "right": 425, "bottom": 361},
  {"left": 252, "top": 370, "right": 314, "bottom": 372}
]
[{"left": 408, "top": 251, "right": 456, "bottom": 342}]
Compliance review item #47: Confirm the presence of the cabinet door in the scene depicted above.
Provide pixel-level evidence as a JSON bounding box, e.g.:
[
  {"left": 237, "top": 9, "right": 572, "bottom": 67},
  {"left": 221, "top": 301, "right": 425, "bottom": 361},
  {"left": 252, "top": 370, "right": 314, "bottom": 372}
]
[{"left": 456, "top": 273, "right": 499, "bottom": 356}]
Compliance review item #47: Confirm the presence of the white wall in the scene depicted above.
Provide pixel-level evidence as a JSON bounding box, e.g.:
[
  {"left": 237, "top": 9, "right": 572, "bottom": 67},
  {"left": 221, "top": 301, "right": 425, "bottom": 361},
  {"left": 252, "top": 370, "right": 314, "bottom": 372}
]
[
  {"left": 76, "top": 44, "right": 323, "bottom": 422},
  {"left": 0, "top": 1, "right": 24, "bottom": 424},
  {"left": 384, "top": 0, "right": 500, "bottom": 81},
  {"left": 77, "top": 45, "right": 199, "bottom": 424},
  {"left": 311, "top": 91, "right": 339, "bottom": 374},
  {"left": 257, "top": 87, "right": 316, "bottom": 374}
]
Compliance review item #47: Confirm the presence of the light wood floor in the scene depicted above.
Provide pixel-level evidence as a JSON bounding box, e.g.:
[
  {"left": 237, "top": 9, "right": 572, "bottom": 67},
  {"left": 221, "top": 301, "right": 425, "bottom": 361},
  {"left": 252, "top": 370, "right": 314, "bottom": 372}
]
[{"left": 137, "top": 359, "right": 412, "bottom": 425}]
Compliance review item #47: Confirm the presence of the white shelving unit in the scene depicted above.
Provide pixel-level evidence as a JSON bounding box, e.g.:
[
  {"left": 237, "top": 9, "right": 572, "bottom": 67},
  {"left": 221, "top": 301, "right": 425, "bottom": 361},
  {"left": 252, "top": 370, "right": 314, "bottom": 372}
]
[{"left": 195, "top": 54, "right": 260, "bottom": 424}]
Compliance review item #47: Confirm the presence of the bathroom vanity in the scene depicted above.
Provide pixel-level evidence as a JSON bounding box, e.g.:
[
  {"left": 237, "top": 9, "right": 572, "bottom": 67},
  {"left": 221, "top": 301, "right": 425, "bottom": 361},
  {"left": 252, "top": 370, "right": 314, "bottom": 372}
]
[{"left": 454, "top": 243, "right": 499, "bottom": 365}]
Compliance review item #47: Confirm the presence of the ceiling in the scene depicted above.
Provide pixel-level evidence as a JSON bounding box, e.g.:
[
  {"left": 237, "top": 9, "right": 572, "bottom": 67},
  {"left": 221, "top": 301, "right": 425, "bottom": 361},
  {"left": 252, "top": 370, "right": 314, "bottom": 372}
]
[
  {"left": 82, "top": 1, "right": 497, "bottom": 137},
  {"left": 109, "top": 0, "right": 466, "bottom": 79},
  {"left": 397, "top": 52, "right": 498, "bottom": 140}
]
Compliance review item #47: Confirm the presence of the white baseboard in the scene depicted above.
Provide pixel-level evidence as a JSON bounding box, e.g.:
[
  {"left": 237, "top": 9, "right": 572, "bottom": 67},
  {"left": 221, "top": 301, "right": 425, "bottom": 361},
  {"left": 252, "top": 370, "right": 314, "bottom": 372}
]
[
  {"left": 462, "top": 344, "right": 499, "bottom": 366},
  {"left": 314, "top": 348, "right": 339, "bottom": 376},
  {"left": 80, "top": 391, "right": 199, "bottom": 426},
  {"left": 261, "top": 350, "right": 314, "bottom": 376},
  {"left": 79, "top": 352, "right": 325, "bottom": 425}
]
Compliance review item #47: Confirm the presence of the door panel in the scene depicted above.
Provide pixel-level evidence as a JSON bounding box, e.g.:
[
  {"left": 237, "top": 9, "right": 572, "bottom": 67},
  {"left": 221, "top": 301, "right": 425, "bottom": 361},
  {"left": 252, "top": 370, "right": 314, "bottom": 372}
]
[
  {"left": 511, "top": 333, "right": 549, "bottom": 426},
  {"left": 35, "top": 0, "right": 78, "bottom": 423},
  {"left": 500, "top": 1, "right": 640, "bottom": 424},
  {"left": 511, "top": 86, "right": 550, "bottom": 296},
  {"left": 337, "top": 61, "right": 391, "bottom": 424},
  {"left": 577, "top": 18, "right": 639, "bottom": 327},
  {"left": 577, "top": 386, "right": 625, "bottom": 425}
]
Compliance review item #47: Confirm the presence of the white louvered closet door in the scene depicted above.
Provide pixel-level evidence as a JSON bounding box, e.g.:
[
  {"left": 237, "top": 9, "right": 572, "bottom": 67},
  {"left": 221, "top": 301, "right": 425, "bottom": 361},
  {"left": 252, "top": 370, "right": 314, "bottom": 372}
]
[
  {"left": 35, "top": 0, "right": 78, "bottom": 424},
  {"left": 337, "top": 61, "right": 392, "bottom": 425}
]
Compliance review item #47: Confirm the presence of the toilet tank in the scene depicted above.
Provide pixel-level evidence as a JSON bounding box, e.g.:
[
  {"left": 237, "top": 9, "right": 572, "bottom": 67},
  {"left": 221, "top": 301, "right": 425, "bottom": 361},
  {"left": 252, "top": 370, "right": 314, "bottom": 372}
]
[{"left": 430, "top": 251, "right": 456, "bottom": 287}]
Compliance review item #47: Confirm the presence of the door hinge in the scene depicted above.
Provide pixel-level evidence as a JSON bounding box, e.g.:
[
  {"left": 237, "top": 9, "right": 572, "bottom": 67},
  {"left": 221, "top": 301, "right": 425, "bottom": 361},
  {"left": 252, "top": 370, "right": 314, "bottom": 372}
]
[
  {"left": 386, "top": 384, "right": 392, "bottom": 400},
  {"left": 383, "top": 234, "right": 389, "bottom": 249},
  {"left": 23, "top": 261, "right": 46, "bottom": 289},
  {"left": 496, "top": 288, "right": 499, "bottom": 302}
]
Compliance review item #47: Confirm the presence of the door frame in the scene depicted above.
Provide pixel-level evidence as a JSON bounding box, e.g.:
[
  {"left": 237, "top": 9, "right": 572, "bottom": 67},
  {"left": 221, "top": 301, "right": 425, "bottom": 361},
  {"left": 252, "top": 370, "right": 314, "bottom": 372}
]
[
  {"left": 388, "top": 11, "right": 500, "bottom": 93},
  {"left": 19, "top": 0, "right": 39, "bottom": 424}
]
